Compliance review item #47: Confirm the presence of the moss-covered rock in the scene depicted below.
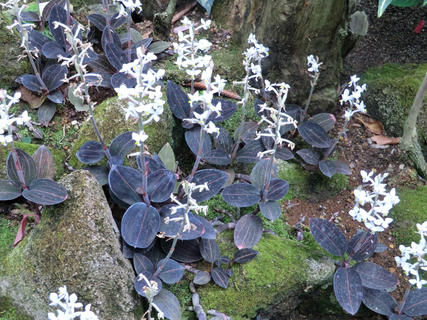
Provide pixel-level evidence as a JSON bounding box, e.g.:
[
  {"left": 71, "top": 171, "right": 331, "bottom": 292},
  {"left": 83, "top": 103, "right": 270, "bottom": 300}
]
[
  {"left": 0, "top": 170, "right": 142, "bottom": 320},
  {"left": 69, "top": 96, "right": 174, "bottom": 169},
  {"left": 390, "top": 185, "right": 427, "bottom": 246},
  {"left": 362, "top": 63, "right": 427, "bottom": 155}
]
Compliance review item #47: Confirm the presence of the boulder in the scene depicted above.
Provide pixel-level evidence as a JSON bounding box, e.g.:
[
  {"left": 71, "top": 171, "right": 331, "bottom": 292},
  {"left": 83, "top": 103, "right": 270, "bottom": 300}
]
[{"left": 0, "top": 170, "right": 142, "bottom": 320}]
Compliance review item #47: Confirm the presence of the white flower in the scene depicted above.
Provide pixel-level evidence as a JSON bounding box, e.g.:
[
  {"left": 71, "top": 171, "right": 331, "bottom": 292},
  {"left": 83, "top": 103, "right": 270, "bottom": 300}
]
[
  {"left": 349, "top": 74, "right": 360, "bottom": 87},
  {"left": 307, "top": 54, "right": 322, "bottom": 73}
]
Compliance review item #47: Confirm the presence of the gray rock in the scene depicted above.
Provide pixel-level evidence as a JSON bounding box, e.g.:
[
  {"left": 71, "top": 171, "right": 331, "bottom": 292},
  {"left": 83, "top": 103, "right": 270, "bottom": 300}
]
[{"left": 0, "top": 170, "right": 142, "bottom": 320}]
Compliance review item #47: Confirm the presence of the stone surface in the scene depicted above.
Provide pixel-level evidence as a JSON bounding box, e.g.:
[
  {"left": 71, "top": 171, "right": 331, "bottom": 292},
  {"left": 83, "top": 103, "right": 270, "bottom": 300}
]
[
  {"left": 211, "top": 0, "right": 355, "bottom": 113},
  {"left": 0, "top": 170, "right": 142, "bottom": 320}
]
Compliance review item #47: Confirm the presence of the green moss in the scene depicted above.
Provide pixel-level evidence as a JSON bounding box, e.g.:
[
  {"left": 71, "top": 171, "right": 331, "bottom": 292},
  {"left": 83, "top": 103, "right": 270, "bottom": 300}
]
[
  {"left": 165, "top": 279, "right": 195, "bottom": 320},
  {"left": 0, "top": 219, "right": 17, "bottom": 266},
  {"left": 390, "top": 185, "right": 427, "bottom": 246},
  {"left": 0, "top": 297, "right": 32, "bottom": 320},
  {"left": 211, "top": 45, "right": 245, "bottom": 82}
]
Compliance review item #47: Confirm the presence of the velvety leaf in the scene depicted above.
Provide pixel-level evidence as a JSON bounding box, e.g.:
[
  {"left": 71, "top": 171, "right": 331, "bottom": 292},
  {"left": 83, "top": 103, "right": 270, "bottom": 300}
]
[
  {"left": 143, "top": 155, "right": 166, "bottom": 175},
  {"left": 193, "top": 270, "right": 211, "bottom": 285},
  {"left": 362, "top": 287, "right": 397, "bottom": 316},
  {"left": 191, "top": 169, "right": 228, "bottom": 202},
  {"left": 134, "top": 276, "right": 162, "bottom": 298},
  {"left": 298, "top": 120, "right": 332, "bottom": 148},
  {"left": 37, "top": 102, "right": 56, "bottom": 126},
  {"left": 233, "top": 248, "right": 258, "bottom": 264},
  {"left": 297, "top": 149, "right": 321, "bottom": 165},
  {"left": 158, "top": 143, "right": 176, "bottom": 172},
  {"left": 202, "top": 149, "right": 232, "bottom": 166},
  {"left": 234, "top": 214, "right": 263, "bottom": 249},
  {"left": 41, "top": 0, "right": 65, "bottom": 23},
  {"left": 148, "top": 41, "right": 171, "bottom": 54},
  {"left": 259, "top": 200, "right": 281, "bottom": 221},
  {"left": 22, "top": 179, "right": 67, "bottom": 205},
  {"left": 374, "top": 242, "right": 388, "bottom": 253},
  {"left": 0, "top": 180, "right": 22, "bottom": 201},
  {"left": 87, "top": 13, "right": 106, "bottom": 31},
  {"left": 216, "top": 256, "right": 231, "bottom": 267},
  {"left": 147, "top": 169, "right": 176, "bottom": 203},
  {"left": 197, "top": 0, "right": 215, "bottom": 14},
  {"left": 121, "top": 202, "right": 160, "bottom": 248},
  {"left": 111, "top": 72, "right": 136, "bottom": 88},
  {"left": 133, "top": 252, "right": 154, "bottom": 276},
  {"left": 389, "top": 314, "right": 413, "bottom": 320},
  {"left": 88, "top": 54, "right": 116, "bottom": 74},
  {"left": 198, "top": 216, "right": 217, "bottom": 240},
  {"left": 109, "top": 131, "right": 136, "bottom": 159},
  {"left": 76, "top": 141, "right": 105, "bottom": 164},
  {"left": 48, "top": 5, "right": 67, "bottom": 48},
  {"left": 86, "top": 72, "right": 113, "bottom": 88},
  {"left": 47, "top": 90, "right": 63, "bottom": 104},
  {"left": 152, "top": 289, "right": 182, "bottom": 320},
  {"left": 211, "top": 267, "right": 229, "bottom": 288},
  {"left": 214, "top": 127, "right": 233, "bottom": 154},
  {"left": 353, "top": 262, "right": 398, "bottom": 290},
  {"left": 7, "top": 148, "right": 37, "bottom": 186},
  {"left": 200, "top": 239, "right": 220, "bottom": 263},
  {"left": 111, "top": 12, "right": 127, "bottom": 29},
  {"left": 42, "top": 64, "right": 67, "bottom": 91},
  {"left": 310, "top": 113, "right": 336, "bottom": 132},
  {"left": 309, "top": 218, "right": 347, "bottom": 256},
  {"left": 13, "top": 214, "right": 30, "bottom": 246},
  {"left": 347, "top": 231, "right": 378, "bottom": 261},
  {"left": 234, "top": 122, "right": 258, "bottom": 143},
  {"left": 166, "top": 81, "right": 190, "bottom": 119},
  {"left": 160, "top": 239, "right": 202, "bottom": 263},
  {"left": 29, "top": 30, "right": 51, "bottom": 51},
  {"left": 108, "top": 165, "right": 143, "bottom": 205},
  {"left": 42, "top": 41, "right": 67, "bottom": 59},
  {"left": 159, "top": 206, "right": 204, "bottom": 240},
  {"left": 185, "top": 126, "right": 212, "bottom": 156},
  {"left": 266, "top": 178, "right": 289, "bottom": 201},
  {"left": 334, "top": 267, "right": 363, "bottom": 315},
  {"left": 102, "top": 26, "right": 125, "bottom": 71},
  {"left": 250, "top": 158, "right": 278, "bottom": 191},
  {"left": 275, "top": 147, "right": 294, "bottom": 161},
  {"left": 19, "top": 75, "right": 44, "bottom": 93},
  {"left": 208, "top": 99, "right": 237, "bottom": 122},
  {"left": 254, "top": 99, "right": 268, "bottom": 118},
  {"left": 319, "top": 160, "right": 351, "bottom": 178},
  {"left": 33, "top": 145, "right": 55, "bottom": 179},
  {"left": 236, "top": 140, "right": 264, "bottom": 163},
  {"left": 402, "top": 288, "right": 427, "bottom": 317},
  {"left": 156, "top": 258, "right": 185, "bottom": 284},
  {"left": 83, "top": 166, "right": 109, "bottom": 186},
  {"left": 222, "top": 183, "right": 261, "bottom": 207}
]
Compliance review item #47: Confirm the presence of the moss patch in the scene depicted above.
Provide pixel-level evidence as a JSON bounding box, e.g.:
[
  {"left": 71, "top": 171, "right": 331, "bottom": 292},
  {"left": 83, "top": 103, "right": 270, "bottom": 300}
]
[
  {"left": 0, "top": 219, "right": 17, "bottom": 266},
  {"left": 390, "top": 185, "right": 427, "bottom": 246},
  {"left": 0, "top": 297, "right": 32, "bottom": 320}
]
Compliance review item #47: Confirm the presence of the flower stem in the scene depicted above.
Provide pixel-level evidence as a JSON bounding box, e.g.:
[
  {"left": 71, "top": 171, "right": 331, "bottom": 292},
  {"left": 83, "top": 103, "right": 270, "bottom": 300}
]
[{"left": 300, "top": 73, "right": 319, "bottom": 123}]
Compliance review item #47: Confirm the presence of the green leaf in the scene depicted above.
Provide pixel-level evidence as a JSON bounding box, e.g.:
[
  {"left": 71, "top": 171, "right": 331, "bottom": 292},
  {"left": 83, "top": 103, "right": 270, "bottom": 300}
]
[
  {"left": 424, "top": 0, "right": 427, "bottom": 6},
  {"left": 158, "top": 143, "right": 176, "bottom": 172},
  {"left": 197, "top": 0, "right": 215, "bottom": 14},
  {"left": 68, "top": 86, "right": 89, "bottom": 112},
  {"left": 378, "top": 0, "right": 393, "bottom": 17},
  {"left": 148, "top": 41, "right": 171, "bottom": 54},
  {"left": 391, "top": 0, "right": 421, "bottom": 7}
]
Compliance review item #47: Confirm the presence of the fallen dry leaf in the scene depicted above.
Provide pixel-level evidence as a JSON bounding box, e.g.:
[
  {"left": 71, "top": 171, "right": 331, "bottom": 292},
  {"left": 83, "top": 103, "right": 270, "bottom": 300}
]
[
  {"left": 183, "top": 81, "right": 241, "bottom": 100},
  {"left": 371, "top": 135, "right": 401, "bottom": 145},
  {"left": 18, "top": 86, "right": 46, "bottom": 109},
  {"left": 357, "top": 116, "right": 385, "bottom": 135}
]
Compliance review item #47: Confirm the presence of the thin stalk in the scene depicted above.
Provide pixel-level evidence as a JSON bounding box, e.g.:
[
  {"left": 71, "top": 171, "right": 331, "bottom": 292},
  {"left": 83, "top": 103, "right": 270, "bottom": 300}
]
[
  {"left": 188, "top": 127, "right": 205, "bottom": 182},
  {"left": 323, "top": 117, "right": 350, "bottom": 159},
  {"left": 137, "top": 117, "right": 150, "bottom": 206},
  {"left": 126, "top": 8, "right": 132, "bottom": 61},
  {"left": 300, "top": 73, "right": 319, "bottom": 123}
]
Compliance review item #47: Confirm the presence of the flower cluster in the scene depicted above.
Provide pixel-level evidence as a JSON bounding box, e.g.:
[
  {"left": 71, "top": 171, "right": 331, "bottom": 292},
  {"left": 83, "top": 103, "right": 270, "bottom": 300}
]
[
  {"left": 349, "top": 170, "right": 400, "bottom": 233},
  {"left": 395, "top": 222, "right": 427, "bottom": 289},
  {"left": 255, "top": 80, "right": 297, "bottom": 158},
  {"left": 173, "top": 17, "right": 212, "bottom": 79},
  {"left": 307, "top": 54, "right": 322, "bottom": 74},
  {"left": 340, "top": 75, "right": 367, "bottom": 121},
  {"left": 115, "top": 49, "right": 165, "bottom": 146},
  {"left": 48, "top": 286, "right": 98, "bottom": 320},
  {"left": 0, "top": 89, "right": 30, "bottom": 146}
]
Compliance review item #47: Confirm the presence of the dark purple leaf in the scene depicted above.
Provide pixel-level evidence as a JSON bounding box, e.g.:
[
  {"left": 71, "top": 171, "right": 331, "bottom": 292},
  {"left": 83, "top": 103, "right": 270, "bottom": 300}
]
[
  {"left": 42, "top": 41, "right": 67, "bottom": 59},
  {"left": 275, "top": 147, "right": 294, "bottom": 161},
  {"left": 234, "top": 214, "right": 263, "bottom": 249},
  {"left": 298, "top": 120, "right": 332, "bottom": 148},
  {"left": 22, "top": 179, "right": 67, "bottom": 205},
  {"left": 145, "top": 241, "right": 166, "bottom": 266},
  {"left": 18, "top": 75, "right": 44, "bottom": 93},
  {"left": 20, "top": 11, "right": 40, "bottom": 21},
  {"left": 198, "top": 216, "right": 217, "bottom": 240},
  {"left": 41, "top": 0, "right": 65, "bottom": 24},
  {"left": 193, "top": 271, "right": 211, "bottom": 285},
  {"left": 13, "top": 214, "right": 31, "bottom": 246},
  {"left": 297, "top": 149, "right": 321, "bottom": 165},
  {"left": 185, "top": 126, "right": 212, "bottom": 156},
  {"left": 266, "top": 178, "right": 289, "bottom": 201},
  {"left": 261, "top": 130, "right": 274, "bottom": 151},
  {"left": 375, "top": 242, "right": 388, "bottom": 253},
  {"left": 254, "top": 99, "right": 268, "bottom": 118},
  {"left": 362, "top": 287, "right": 397, "bottom": 316},
  {"left": 83, "top": 166, "right": 109, "bottom": 186},
  {"left": 334, "top": 267, "right": 363, "bottom": 315},
  {"left": 87, "top": 13, "right": 106, "bottom": 31},
  {"left": 33, "top": 145, "right": 55, "bottom": 180},
  {"left": 48, "top": 5, "right": 67, "bottom": 48},
  {"left": 233, "top": 248, "right": 258, "bottom": 264},
  {"left": 29, "top": 30, "right": 51, "bottom": 51},
  {"left": 309, "top": 218, "right": 347, "bottom": 256},
  {"left": 234, "top": 121, "right": 258, "bottom": 143},
  {"left": 216, "top": 256, "right": 231, "bottom": 267},
  {"left": 259, "top": 200, "right": 281, "bottom": 221},
  {"left": 102, "top": 26, "right": 125, "bottom": 71},
  {"left": 152, "top": 289, "right": 181, "bottom": 320},
  {"left": 250, "top": 158, "right": 278, "bottom": 191},
  {"left": 236, "top": 140, "right": 264, "bottom": 163},
  {"left": 88, "top": 55, "right": 116, "bottom": 74},
  {"left": 84, "top": 72, "right": 112, "bottom": 88},
  {"left": 200, "top": 239, "right": 220, "bottom": 263},
  {"left": 347, "top": 231, "right": 378, "bottom": 261},
  {"left": 0, "top": 180, "right": 21, "bottom": 201},
  {"left": 147, "top": 169, "right": 176, "bottom": 203},
  {"left": 143, "top": 155, "right": 166, "bottom": 174},
  {"left": 389, "top": 314, "right": 413, "bottom": 320},
  {"left": 121, "top": 202, "right": 160, "bottom": 248},
  {"left": 211, "top": 267, "right": 229, "bottom": 288},
  {"left": 134, "top": 276, "right": 162, "bottom": 298},
  {"left": 208, "top": 99, "right": 237, "bottom": 122},
  {"left": 109, "top": 131, "right": 136, "bottom": 159},
  {"left": 47, "top": 90, "right": 63, "bottom": 104},
  {"left": 42, "top": 64, "right": 67, "bottom": 91},
  {"left": 222, "top": 183, "right": 261, "bottom": 207},
  {"left": 7, "top": 148, "right": 36, "bottom": 186},
  {"left": 159, "top": 205, "right": 204, "bottom": 240},
  {"left": 214, "top": 128, "right": 233, "bottom": 154},
  {"left": 166, "top": 81, "right": 190, "bottom": 119},
  {"left": 160, "top": 239, "right": 203, "bottom": 263},
  {"left": 191, "top": 169, "right": 228, "bottom": 202},
  {"left": 310, "top": 113, "right": 336, "bottom": 132},
  {"left": 133, "top": 253, "right": 154, "bottom": 276},
  {"left": 353, "top": 262, "right": 398, "bottom": 290},
  {"left": 156, "top": 258, "right": 184, "bottom": 284},
  {"left": 319, "top": 160, "right": 351, "bottom": 178},
  {"left": 136, "top": 38, "right": 153, "bottom": 50},
  {"left": 111, "top": 13, "right": 127, "bottom": 29},
  {"left": 76, "top": 141, "right": 105, "bottom": 164},
  {"left": 202, "top": 149, "right": 231, "bottom": 166},
  {"left": 402, "top": 288, "right": 427, "bottom": 317},
  {"left": 37, "top": 102, "right": 56, "bottom": 127},
  {"left": 108, "top": 165, "right": 143, "bottom": 205},
  {"left": 111, "top": 72, "right": 136, "bottom": 88}
]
